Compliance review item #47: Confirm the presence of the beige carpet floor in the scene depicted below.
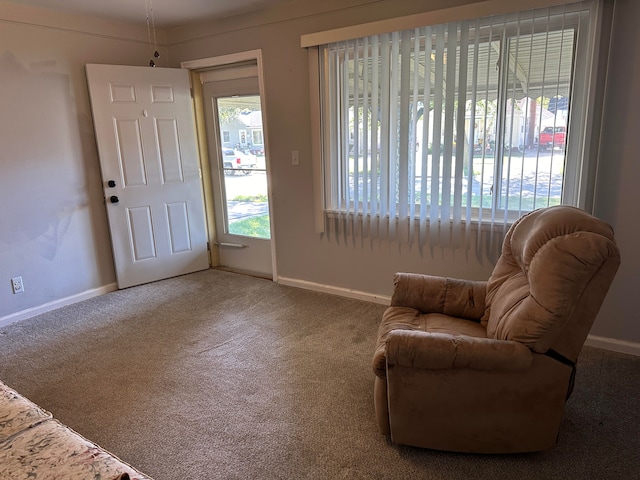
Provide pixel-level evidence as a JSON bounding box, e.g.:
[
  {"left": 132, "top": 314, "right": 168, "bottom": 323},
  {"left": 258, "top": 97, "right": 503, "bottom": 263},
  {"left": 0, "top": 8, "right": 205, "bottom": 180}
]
[{"left": 0, "top": 269, "right": 638, "bottom": 479}]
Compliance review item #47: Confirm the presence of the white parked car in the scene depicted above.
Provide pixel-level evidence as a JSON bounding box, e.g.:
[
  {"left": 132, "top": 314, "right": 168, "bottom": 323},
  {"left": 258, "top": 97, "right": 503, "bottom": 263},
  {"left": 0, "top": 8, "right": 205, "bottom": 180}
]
[{"left": 222, "top": 149, "right": 256, "bottom": 175}]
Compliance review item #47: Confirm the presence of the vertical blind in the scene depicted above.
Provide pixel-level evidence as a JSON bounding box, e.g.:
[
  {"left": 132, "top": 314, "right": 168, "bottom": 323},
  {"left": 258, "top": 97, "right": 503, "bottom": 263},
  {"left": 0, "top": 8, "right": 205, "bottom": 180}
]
[{"left": 319, "top": 2, "right": 597, "bottom": 259}]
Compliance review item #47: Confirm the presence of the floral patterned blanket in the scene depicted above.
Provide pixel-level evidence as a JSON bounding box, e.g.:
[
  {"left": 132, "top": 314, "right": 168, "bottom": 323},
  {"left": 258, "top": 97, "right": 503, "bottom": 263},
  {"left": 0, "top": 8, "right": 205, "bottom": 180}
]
[{"left": 0, "top": 380, "right": 152, "bottom": 480}]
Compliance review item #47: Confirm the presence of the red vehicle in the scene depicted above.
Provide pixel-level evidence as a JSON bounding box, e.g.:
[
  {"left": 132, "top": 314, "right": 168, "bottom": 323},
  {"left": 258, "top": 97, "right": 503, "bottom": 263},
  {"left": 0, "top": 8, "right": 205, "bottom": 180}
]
[{"left": 539, "top": 126, "right": 566, "bottom": 150}]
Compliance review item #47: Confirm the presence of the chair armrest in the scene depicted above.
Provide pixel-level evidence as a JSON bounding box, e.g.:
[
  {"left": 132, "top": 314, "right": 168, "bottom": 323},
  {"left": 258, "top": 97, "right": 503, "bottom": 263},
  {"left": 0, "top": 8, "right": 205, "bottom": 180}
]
[
  {"left": 391, "top": 273, "right": 487, "bottom": 320},
  {"left": 386, "top": 330, "right": 532, "bottom": 371}
]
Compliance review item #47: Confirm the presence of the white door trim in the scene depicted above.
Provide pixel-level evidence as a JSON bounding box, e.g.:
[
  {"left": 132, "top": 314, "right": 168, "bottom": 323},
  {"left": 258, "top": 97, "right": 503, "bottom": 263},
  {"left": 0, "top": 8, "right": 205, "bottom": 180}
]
[{"left": 181, "top": 50, "right": 277, "bottom": 281}]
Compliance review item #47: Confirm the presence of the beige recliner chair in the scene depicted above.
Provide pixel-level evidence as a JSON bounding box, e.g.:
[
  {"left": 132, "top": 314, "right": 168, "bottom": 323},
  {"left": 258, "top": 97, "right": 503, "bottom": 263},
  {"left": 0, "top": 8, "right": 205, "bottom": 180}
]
[{"left": 373, "top": 206, "right": 620, "bottom": 453}]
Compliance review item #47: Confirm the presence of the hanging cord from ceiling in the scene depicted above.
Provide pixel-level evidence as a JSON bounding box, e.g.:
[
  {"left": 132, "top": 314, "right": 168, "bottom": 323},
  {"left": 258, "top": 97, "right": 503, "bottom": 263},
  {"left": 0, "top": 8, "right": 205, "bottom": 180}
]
[{"left": 145, "top": 0, "right": 160, "bottom": 67}]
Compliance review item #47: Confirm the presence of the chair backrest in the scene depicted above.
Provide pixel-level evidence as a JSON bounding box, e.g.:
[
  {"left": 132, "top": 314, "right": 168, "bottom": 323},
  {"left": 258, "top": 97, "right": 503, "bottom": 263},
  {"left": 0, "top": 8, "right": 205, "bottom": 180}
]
[{"left": 481, "top": 206, "right": 620, "bottom": 361}]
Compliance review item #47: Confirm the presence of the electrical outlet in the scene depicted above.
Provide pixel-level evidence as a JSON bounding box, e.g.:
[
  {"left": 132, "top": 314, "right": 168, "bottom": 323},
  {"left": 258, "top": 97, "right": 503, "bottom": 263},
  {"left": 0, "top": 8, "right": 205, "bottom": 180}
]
[{"left": 11, "top": 277, "right": 24, "bottom": 294}]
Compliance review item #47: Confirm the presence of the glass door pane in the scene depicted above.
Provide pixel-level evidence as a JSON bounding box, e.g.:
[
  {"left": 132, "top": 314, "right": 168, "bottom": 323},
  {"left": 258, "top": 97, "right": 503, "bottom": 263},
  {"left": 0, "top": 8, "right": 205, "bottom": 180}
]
[{"left": 216, "top": 95, "right": 270, "bottom": 239}]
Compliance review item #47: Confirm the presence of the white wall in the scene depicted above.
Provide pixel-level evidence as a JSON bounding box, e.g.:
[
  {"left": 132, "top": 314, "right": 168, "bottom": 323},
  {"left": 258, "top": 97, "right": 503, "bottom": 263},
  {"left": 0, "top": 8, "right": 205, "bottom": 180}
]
[
  {"left": 0, "top": 0, "right": 637, "bottom": 351},
  {"left": 591, "top": 0, "right": 640, "bottom": 347},
  {"left": 0, "top": 2, "right": 170, "bottom": 320}
]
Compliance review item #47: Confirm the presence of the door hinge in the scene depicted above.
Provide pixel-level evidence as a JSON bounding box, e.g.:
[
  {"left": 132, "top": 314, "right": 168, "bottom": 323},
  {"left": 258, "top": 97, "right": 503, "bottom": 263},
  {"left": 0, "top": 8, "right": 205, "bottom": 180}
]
[
  {"left": 190, "top": 87, "right": 194, "bottom": 98},
  {"left": 207, "top": 241, "right": 210, "bottom": 251}
]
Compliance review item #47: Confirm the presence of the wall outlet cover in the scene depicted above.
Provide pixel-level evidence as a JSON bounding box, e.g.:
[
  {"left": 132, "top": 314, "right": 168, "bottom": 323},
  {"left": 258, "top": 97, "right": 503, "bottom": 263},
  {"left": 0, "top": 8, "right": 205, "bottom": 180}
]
[{"left": 11, "top": 277, "right": 24, "bottom": 294}]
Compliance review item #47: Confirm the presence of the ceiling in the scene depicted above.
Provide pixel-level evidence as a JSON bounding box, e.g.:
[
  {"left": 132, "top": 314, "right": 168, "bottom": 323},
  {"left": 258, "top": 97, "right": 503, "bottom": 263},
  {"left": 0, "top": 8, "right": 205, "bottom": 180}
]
[{"left": 7, "top": 0, "right": 294, "bottom": 28}]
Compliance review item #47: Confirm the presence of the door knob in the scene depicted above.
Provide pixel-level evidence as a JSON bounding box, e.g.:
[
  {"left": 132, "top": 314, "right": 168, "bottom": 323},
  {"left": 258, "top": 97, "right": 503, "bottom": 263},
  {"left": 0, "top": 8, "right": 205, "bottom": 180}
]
[
  {"left": 110, "top": 196, "right": 119, "bottom": 204},
  {"left": 108, "top": 180, "right": 116, "bottom": 187}
]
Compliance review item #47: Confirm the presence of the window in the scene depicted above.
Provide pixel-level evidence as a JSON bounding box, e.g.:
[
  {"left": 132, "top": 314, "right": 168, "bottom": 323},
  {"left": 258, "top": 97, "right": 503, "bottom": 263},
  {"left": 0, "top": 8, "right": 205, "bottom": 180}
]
[
  {"left": 252, "top": 129, "right": 263, "bottom": 146},
  {"left": 315, "top": 1, "right": 603, "bottom": 257}
]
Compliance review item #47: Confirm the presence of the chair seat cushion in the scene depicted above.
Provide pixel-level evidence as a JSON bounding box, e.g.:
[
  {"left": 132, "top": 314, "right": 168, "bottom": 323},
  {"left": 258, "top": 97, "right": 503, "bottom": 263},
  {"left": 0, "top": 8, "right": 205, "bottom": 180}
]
[{"left": 373, "top": 306, "right": 487, "bottom": 377}]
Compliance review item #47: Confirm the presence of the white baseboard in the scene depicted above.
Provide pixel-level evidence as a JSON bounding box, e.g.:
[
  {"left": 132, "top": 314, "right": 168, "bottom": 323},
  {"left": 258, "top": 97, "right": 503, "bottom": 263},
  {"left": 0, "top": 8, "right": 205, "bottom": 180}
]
[
  {"left": 0, "top": 283, "right": 118, "bottom": 328},
  {"left": 585, "top": 335, "right": 640, "bottom": 357},
  {"left": 277, "top": 276, "right": 391, "bottom": 305},
  {"left": 277, "top": 276, "right": 639, "bottom": 357}
]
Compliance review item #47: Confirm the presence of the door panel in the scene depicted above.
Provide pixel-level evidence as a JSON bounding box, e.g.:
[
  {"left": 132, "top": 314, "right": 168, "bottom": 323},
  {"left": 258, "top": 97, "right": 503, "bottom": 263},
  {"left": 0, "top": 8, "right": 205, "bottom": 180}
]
[
  {"left": 115, "top": 118, "right": 147, "bottom": 186},
  {"left": 128, "top": 206, "right": 156, "bottom": 260},
  {"left": 156, "top": 118, "right": 184, "bottom": 183},
  {"left": 86, "top": 64, "right": 209, "bottom": 289}
]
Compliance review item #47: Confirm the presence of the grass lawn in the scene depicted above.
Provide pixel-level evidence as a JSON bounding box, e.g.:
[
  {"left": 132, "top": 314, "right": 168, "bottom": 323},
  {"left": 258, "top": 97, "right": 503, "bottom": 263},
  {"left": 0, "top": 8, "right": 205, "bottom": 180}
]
[{"left": 229, "top": 215, "right": 271, "bottom": 239}]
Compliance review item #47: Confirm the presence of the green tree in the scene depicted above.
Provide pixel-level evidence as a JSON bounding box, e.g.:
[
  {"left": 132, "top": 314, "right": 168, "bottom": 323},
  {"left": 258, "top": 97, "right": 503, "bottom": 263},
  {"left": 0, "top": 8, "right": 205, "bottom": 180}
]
[{"left": 218, "top": 106, "right": 242, "bottom": 127}]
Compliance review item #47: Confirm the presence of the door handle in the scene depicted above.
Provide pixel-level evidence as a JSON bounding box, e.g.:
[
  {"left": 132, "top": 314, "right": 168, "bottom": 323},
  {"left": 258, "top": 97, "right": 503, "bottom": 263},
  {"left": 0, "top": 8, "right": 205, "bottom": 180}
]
[{"left": 110, "top": 196, "right": 119, "bottom": 204}]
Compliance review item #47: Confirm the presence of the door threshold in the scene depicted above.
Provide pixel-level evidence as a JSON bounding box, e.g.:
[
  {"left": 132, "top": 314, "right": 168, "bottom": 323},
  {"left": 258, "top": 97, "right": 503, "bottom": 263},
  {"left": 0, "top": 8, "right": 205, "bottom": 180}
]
[{"left": 212, "top": 266, "right": 273, "bottom": 281}]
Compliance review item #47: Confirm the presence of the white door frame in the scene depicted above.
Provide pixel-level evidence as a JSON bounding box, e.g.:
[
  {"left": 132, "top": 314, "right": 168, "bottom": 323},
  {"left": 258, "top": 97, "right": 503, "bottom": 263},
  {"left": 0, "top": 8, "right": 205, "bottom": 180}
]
[{"left": 181, "top": 50, "right": 277, "bottom": 281}]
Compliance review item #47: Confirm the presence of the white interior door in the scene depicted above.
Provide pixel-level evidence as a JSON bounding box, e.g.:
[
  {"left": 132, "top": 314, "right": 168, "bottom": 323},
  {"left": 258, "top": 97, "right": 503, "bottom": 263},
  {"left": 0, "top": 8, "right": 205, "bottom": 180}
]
[
  {"left": 86, "top": 64, "right": 209, "bottom": 289},
  {"left": 201, "top": 69, "right": 273, "bottom": 277}
]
